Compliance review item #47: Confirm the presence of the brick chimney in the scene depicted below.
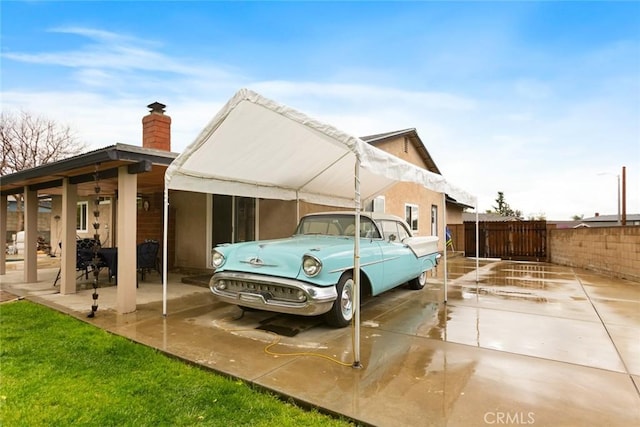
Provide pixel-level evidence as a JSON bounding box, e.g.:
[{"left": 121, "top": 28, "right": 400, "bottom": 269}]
[{"left": 142, "top": 102, "right": 171, "bottom": 151}]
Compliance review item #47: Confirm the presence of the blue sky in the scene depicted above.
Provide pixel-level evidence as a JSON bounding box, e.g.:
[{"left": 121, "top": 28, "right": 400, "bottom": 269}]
[{"left": 2, "top": 1, "right": 639, "bottom": 220}]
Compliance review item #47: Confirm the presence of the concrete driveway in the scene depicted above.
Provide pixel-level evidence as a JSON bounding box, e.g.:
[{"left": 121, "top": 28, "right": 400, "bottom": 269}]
[{"left": 2, "top": 256, "right": 639, "bottom": 426}]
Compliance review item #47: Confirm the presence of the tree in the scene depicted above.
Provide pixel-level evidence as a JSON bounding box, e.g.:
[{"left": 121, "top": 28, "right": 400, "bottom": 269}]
[
  {"left": 1, "top": 109, "right": 87, "bottom": 231},
  {"left": 1, "top": 110, "right": 87, "bottom": 175},
  {"left": 571, "top": 214, "right": 584, "bottom": 221},
  {"left": 491, "top": 191, "right": 522, "bottom": 218},
  {"left": 527, "top": 212, "right": 546, "bottom": 221}
]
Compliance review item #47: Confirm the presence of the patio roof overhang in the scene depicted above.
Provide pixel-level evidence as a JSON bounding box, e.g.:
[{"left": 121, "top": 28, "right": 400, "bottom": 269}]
[
  {"left": 1, "top": 143, "right": 178, "bottom": 197},
  {"left": 1, "top": 142, "right": 179, "bottom": 316}
]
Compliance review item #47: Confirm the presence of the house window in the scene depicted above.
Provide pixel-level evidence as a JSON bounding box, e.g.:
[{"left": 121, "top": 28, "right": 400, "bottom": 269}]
[
  {"left": 403, "top": 137, "right": 409, "bottom": 153},
  {"left": 77, "top": 201, "right": 88, "bottom": 232},
  {"left": 431, "top": 205, "right": 438, "bottom": 236},
  {"left": 405, "top": 204, "right": 419, "bottom": 233}
]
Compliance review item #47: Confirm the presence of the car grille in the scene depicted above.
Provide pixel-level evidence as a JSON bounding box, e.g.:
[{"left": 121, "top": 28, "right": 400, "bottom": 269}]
[{"left": 217, "top": 279, "right": 303, "bottom": 303}]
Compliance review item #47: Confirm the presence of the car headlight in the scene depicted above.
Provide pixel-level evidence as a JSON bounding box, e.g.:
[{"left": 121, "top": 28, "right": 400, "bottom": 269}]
[
  {"left": 302, "top": 254, "right": 322, "bottom": 277},
  {"left": 211, "top": 250, "right": 226, "bottom": 268}
]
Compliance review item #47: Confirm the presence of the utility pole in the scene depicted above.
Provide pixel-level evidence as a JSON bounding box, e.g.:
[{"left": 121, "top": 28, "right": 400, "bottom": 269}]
[
  {"left": 598, "top": 171, "right": 622, "bottom": 225},
  {"left": 621, "top": 166, "right": 626, "bottom": 226}
]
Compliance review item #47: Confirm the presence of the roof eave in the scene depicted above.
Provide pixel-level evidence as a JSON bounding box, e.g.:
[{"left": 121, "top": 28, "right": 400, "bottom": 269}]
[
  {"left": 1, "top": 144, "right": 177, "bottom": 187},
  {"left": 446, "top": 195, "right": 474, "bottom": 210}
]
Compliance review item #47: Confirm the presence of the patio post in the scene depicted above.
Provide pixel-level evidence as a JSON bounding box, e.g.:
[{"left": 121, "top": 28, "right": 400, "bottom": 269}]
[
  {"left": 23, "top": 186, "right": 38, "bottom": 283},
  {"left": 475, "top": 203, "right": 479, "bottom": 283},
  {"left": 60, "top": 179, "right": 77, "bottom": 294},
  {"left": 162, "top": 186, "right": 169, "bottom": 316},
  {"left": 116, "top": 167, "right": 137, "bottom": 314},
  {"left": 0, "top": 195, "right": 6, "bottom": 275},
  {"left": 443, "top": 192, "right": 448, "bottom": 303},
  {"left": 353, "top": 159, "right": 362, "bottom": 368}
]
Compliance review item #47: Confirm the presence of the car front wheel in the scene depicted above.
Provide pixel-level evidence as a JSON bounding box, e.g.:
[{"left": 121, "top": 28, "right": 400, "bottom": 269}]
[
  {"left": 325, "top": 272, "right": 354, "bottom": 327},
  {"left": 408, "top": 271, "right": 427, "bottom": 290}
]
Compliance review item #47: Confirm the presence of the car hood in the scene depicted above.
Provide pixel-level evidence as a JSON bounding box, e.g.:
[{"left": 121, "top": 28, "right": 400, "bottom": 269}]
[{"left": 216, "top": 235, "right": 355, "bottom": 279}]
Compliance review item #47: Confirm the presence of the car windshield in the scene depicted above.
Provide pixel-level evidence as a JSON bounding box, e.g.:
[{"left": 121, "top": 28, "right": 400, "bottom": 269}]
[{"left": 295, "top": 214, "right": 381, "bottom": 238}]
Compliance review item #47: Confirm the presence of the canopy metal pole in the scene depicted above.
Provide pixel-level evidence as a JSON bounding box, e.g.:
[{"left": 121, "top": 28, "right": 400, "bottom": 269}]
[
  {"left": 475, "top": 202, "right": 479, "bottom": 283},
  {"left": 353, "top": 159, "right": 362, "bottom": 368},
  {"left": 162, "top": 186, "right": 169, "bottom": 316},
  {"left": 443, "top": 193, "right": 448, "bottom": 303}
]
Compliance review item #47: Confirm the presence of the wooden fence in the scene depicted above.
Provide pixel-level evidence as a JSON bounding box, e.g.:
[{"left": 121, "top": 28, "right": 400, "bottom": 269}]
[{"left": 462, "top": 221, "right": 548, "bottom": 261}]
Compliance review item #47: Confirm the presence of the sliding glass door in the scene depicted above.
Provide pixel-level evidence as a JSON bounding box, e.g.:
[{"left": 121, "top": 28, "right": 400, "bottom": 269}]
[{"left": 211, "top": 195, "right": 255, "bottom": 246}]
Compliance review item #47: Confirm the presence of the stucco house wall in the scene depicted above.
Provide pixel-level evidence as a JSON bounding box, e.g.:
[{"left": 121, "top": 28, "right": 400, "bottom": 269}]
[
  {"left": 383, "top": 181, "right": 443, "bottom": 237},
  {"left": 258, "top": 199, "right": 298, "bottom": 239},
  {"left": 446, "top": 209, "right": 463, "bottom": 224},
  {"left": 171, "top": 190, "right": 209, "bottom": 270},
  {"left": 368, "top": 134, "right": 446, "bottom": 244}
]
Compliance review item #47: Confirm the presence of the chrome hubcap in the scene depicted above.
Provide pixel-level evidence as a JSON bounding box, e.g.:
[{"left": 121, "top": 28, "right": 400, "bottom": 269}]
[
  {"left": 418, "top": 271, "right": 427, "bottom": 286},
  {"left": 341, "top": 279, "right": 354, "bottom": 320}
]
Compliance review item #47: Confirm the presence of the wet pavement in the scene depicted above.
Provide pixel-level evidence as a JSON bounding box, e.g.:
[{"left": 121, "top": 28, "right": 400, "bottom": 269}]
[{"left": 1, "top": 256, "right": 639, "bottom": 426}]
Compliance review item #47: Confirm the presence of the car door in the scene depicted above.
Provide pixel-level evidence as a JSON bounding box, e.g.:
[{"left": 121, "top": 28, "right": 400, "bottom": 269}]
[
  {"left": 374, "top": 220, "right": 421, "bottom": 294},
  {"left": 356, "top": 217, "right": 384, "bottom": 287}
]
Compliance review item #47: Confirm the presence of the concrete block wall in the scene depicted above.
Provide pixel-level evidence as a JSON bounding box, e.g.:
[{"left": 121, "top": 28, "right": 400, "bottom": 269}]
[
  {"left": 549, "top": 226, "right": 640, "bottom": 281},
  {"left": 5, "top": 212, "right": 51, "bottom": 243}
]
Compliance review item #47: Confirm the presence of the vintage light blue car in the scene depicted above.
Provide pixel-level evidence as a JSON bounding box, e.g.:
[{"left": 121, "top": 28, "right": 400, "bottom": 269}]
[{"left": 209, "top": 212, "right": 440, "bottom": 327}]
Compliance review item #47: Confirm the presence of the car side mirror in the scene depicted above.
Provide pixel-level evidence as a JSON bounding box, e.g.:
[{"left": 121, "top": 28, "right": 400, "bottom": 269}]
[{"left": 388, "top": 234, "right": 397, "bottom": 242}]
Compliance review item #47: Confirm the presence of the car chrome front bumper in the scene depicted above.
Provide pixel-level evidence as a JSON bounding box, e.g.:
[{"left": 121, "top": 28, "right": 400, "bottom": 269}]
[{"left": 209, "top": 271, "right": 338, "bottom": 316}]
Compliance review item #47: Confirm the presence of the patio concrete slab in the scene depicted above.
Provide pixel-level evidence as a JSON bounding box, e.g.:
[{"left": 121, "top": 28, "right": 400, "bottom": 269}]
[{"left": 2, "top": 257, "right": 639, "bottom": 426}]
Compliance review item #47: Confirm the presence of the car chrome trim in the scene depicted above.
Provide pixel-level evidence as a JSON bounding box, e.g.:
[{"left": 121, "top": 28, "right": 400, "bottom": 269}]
[
  {"left": 327, "top": 256, "right": 402, "bottom": 274},
  {"left": 210, "top": 271, "right": 337, "bottom": 316},
  {"left": 240, "top": 258, "right": 278, "bottom": 267}
]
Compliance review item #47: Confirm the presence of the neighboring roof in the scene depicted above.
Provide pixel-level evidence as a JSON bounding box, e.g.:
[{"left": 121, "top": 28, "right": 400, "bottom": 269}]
[
  {"left": 165, "top": 88, "right": 476, "bottom": 208},
  {"left": 360, "top": 128, "right": 441, "bottom": 175},
  {"left": 549, "top": 214, "right": 640, "bottom": 228},
  {"left": 581, "top": 214, "right": 640, "bottom": 222},
  {"left": 1, "top": 143, "right": 178, "bottom": 197}
]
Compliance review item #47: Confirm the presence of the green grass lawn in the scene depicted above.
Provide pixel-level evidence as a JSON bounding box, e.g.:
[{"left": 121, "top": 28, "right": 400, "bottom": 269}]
[{"left": 0, "top": 301, "right": 352, "bottom": 426}]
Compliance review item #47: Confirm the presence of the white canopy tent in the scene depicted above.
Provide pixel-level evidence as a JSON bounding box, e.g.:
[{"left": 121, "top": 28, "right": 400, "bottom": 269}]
[{"left": 163, "top": 88, "right": 477, "bottom": 367}]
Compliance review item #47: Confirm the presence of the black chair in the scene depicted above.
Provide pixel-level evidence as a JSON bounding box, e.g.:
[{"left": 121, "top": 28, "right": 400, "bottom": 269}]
[
  {"left": 137, "top": 240, "right": 160, "bottom": 282},
  {"left": 53, "top": 238, "right": 106, "bottom": 286},
  {"left": 76, "top": 238, "right": 100, "bottom": 279}
]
